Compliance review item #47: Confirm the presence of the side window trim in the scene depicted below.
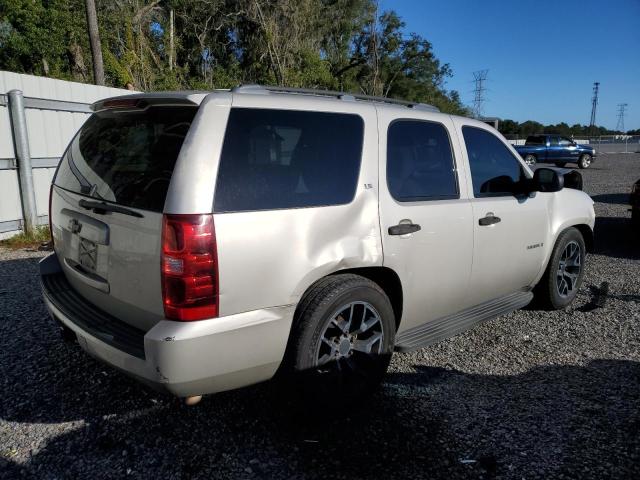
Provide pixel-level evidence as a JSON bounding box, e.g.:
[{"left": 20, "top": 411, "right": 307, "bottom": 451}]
[{"left": 386, "top": 118, "right": 460, "bottom": 203}]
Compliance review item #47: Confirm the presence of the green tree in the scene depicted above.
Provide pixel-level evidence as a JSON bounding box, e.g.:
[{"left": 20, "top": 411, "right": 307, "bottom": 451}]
[{"left": 0, "top": 0, "right": 471, "bottom": 114}]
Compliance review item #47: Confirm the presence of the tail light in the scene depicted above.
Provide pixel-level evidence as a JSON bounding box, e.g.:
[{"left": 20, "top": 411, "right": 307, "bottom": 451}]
[{"left": 161, "top": 214, "right": 218, "bottom": 321}]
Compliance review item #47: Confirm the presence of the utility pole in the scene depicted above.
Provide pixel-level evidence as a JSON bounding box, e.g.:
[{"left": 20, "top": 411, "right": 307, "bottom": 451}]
[
  {"left": 85, "top": 0, "right": 105, "bottom": 85},
  {"left": 472, "top": 70, "right": 488, "bottom": 119},
  {"left": 589, "top": 82, "right": 599, "bottom": 135},
  {"left": 616, "top": 103, "right": 628, "bottom": 133}
]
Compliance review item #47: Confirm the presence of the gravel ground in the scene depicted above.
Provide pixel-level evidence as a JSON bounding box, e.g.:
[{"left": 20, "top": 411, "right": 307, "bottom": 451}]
[{"left": 1, "top": 153, "right": 639, "bottom": 480}]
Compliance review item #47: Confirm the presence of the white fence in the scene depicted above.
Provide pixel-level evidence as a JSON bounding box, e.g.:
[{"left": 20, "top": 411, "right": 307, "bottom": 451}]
[
  {"left": 506, "top": 135, "right": 640, "bottom": 153},
  {"left": 0, "top": 71, "right": 131, "bottom": 239}
]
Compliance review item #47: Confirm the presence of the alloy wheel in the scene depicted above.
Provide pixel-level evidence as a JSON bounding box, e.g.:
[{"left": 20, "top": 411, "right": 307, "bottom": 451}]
[
  {"left": 315, "top": 301, "right": 384, "bottom": 371},
  {"left": 556, "top": 240, "right": 582, "bottom": 297}
]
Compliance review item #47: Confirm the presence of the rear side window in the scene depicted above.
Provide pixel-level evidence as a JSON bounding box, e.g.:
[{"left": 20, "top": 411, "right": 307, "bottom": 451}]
[
  {"left": 387, "top": 120, "right": 458, "bottom": 201},
  {"left": 214, "top": 108, "right": 364, "bottom": 212},
  {"left": 54, "top": 106, "right": 197, "bottom": 212},
  {"left": 462, "top": 126, "right": 525, "bottom": 197}
]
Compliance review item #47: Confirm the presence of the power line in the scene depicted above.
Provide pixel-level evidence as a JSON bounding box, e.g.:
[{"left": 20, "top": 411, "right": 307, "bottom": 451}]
[
  {"left": 472, "top": 70, "right": 488, "bottom": 119},
  {"left": 616, "top": 103, "right": 628, "bottom": 133},
  {"left": 589, "top": 82, "right": 599, "bottom": 134}
]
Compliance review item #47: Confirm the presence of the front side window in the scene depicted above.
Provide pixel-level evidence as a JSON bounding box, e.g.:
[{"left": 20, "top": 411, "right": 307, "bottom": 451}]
[
  {"left": 387, "top": 120, "right": 458, "bottom": 201},
  {"left": 462, "top": 126, "right": 526, "bottom": 197},
  {"left": 549, "top": 136, "right": 560, "bottom": 146},
  {"left": 559, "top": 137, "right": 573, "bottom": 146},
  {"left": 214, "top": 108, "right": 364, "bottom": 212}
]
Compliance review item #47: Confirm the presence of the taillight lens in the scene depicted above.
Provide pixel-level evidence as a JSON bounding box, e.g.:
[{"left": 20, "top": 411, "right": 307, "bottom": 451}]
[{"left": 161, "top": 214, "right": 218, "bottom": 321}]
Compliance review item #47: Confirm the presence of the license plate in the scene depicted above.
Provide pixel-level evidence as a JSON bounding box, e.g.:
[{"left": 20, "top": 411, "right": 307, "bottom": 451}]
[{"left": 79, "top": 238, "right": 98, "bottom": 271}]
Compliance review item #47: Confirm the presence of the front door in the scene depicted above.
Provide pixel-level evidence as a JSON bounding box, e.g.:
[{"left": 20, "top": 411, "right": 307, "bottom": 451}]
[
  {"left": 456, "top": 123, "right": 549, "bottom": 306},
  {"left": 379, "top": 112, "right": 474, "bottom": 333},
  {"left": 558, "top": 136, "right": 580, "bottom": 162},
  {"left": 546, "top": 135, "right": 564, "bottom": 162}
]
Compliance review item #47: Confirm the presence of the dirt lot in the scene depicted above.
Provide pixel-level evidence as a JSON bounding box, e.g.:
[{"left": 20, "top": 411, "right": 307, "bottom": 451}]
[{"left": 1, "top": 153, "right": 639, "bottom": 480}]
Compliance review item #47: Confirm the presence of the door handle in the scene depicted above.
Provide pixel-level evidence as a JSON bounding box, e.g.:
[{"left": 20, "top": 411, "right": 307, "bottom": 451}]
[
  {"left": 388, "top": 223, "right": 421, "bottom": 235},
  {"left": 478, "top": 213, "right": 501, "bottom": 226}
]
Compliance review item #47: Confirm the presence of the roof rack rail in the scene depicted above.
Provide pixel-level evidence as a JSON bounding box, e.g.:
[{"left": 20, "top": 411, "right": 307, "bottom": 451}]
[{"left": 231, "top": 84, "right": 439, "bottom": 112}]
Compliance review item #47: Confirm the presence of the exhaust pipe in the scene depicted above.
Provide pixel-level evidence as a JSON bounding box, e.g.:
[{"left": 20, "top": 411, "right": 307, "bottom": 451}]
[{"left": 184, "top": 395, "right": 202, "bottom": 406}]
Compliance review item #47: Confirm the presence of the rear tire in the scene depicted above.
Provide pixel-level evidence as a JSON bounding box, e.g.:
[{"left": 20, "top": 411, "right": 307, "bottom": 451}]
[
  {"left": 578, "top": 154, "right": 592, "bottom": 169},
  {"left": 524, "top": 154, "right": 537, "bottom": 167},
  {"left": 534, "top": 228, "right": 586, "bottom": 310},
  {"left": 283, "top": 274, "right": 395, "bottom": 408}
]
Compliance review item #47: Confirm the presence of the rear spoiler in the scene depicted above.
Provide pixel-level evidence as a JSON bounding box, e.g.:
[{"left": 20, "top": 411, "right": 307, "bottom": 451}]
[{"left": 91, "top": 92, "right": 207, "bottom": 112}]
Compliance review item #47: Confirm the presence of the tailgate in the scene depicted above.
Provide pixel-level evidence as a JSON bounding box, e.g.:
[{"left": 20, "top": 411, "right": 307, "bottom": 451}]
[{"left": 50, "top": 104, "right": 198, "bottom": 331}]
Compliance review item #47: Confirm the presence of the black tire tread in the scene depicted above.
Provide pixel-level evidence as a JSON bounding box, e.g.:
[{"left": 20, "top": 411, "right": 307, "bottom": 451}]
[
  {"left": 534, "top": 227, "right": 585, "bottom": 310},
  {"left": 290, "top": 274, "right": 391, "bottom": 370}
]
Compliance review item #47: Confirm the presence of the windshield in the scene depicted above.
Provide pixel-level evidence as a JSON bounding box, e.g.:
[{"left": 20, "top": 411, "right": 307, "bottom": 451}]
[{"left": 54, "top": 105, "right": 197, "bottom": 212}]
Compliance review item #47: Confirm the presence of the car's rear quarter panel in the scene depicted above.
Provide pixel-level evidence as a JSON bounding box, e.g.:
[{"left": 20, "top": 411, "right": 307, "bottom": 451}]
[{"left": 182, "top": 94, "right": 383, "bottom": 317}]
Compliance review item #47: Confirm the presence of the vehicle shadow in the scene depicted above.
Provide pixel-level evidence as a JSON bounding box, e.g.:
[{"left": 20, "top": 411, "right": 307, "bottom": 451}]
[
  {"left": 590, "top": 193, "right": 631, "bottom": 205},
  {"left": 593, "top": 216, "right": 639, "bottom": 260},
  {"left": 2, "top": 355, "right": 638, "bottom": 479}
]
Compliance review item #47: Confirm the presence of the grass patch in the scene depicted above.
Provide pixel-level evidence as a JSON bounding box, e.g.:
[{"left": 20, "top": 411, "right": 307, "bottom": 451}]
[{"left": 0, "top": 226, "right": 51, "bottom": 250}]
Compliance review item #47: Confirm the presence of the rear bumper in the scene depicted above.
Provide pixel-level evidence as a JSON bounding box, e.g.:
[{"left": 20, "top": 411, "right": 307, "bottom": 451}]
[{"left": 40, "top": 254, "right": 295, "bottom": 397}]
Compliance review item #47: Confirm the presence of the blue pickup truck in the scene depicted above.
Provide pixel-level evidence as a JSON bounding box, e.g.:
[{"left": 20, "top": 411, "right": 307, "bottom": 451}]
[{"left": 514, "top": 135, "right": 596, "bottom": 169}]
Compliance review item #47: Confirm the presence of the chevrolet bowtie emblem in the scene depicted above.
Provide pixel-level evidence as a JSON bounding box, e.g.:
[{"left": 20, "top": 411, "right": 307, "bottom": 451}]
[{"left": 68, "top": 218, "right": 82, "bottom": 234}]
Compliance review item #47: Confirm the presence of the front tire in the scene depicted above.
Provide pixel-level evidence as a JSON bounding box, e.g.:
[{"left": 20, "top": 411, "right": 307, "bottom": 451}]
[
  {"left": 534, "top": 227, "right": 586, "bottom": 310},
  {"left": 284, "top": 274, "right": 395, "bottom": 406},
  {"left": 524, "top": 154, "right": 537, "bottom": 167},
  {"left": 578, "top": 154, "right": 592, "bottom": 169}
]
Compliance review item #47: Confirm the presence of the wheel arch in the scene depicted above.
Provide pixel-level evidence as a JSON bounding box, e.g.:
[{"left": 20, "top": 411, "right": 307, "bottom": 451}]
[
  {"left": 292, "top": 266, "right": 404, "bottom": 332},
  {"left": 573, "top": 223, "right": 594, "bottom": 253},
  {"left": 334, "top": 267, "right": 403, "bottom": 331},
  {"left": 535, "top": 221, "right": 594, "bottom": 288}
]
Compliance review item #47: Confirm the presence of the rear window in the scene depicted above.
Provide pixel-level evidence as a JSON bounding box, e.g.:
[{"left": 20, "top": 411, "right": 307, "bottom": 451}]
[
  {"left": 214, "top": 108, "right": 364, "bottom": 212},
  {"left": 54, "top": 105, "right": 197, "bottom": 212},
  {"left": 525, "top": 136, "right": 545, "bottom": 145}
]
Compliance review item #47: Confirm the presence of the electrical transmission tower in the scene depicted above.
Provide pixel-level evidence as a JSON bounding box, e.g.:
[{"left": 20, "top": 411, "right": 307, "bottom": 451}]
[
  {"left": 472, "top": 70, "right": 488, "bottom": 119},
  {"left": 616, "top": 103, "right": 628, "bottom": 133},
  {"left": 589, "top": 82, "right": 599, "bottom": 134}
]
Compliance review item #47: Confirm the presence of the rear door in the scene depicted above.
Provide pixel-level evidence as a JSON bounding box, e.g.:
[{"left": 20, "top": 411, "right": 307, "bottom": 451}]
[
  {"left": 378, "top": 112, "right": 474, "bottom": 333},
  {"left": 51, "top": 102, "right": 199, "bottom": 331}
]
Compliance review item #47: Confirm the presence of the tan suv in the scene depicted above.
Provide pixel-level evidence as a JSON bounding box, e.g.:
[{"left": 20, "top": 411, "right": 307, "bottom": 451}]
[{"left": 41, "top": 85, "right": 595, "bottom": 403}]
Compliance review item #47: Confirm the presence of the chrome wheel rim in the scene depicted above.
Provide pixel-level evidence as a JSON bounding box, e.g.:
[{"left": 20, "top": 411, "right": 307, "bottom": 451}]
[
  {"left": 557, "top": 240, "right": 582, "bottom": 297},
  {"left": 525, "top": 155, "right": 536, "bottom": 166},
  {"left": 581, "top": 155, "right": 591, "bottom": 167},
  {"left": 315, "top": 301, "right": 384, "bottom": 370}
]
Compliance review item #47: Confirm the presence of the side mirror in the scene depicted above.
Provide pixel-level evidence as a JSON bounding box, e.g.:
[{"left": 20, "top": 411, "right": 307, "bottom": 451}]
[{"left": 533, "top": 168, "right": 564, "bottom": 193}]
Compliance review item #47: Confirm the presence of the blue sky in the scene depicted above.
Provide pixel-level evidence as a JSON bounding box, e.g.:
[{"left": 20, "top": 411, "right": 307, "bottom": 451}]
[{"left": 381, "top": 0, "right": 640, "bottom": 130}]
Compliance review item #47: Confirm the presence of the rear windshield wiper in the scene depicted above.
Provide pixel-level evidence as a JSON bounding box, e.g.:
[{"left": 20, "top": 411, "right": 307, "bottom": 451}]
[{"left": 78, "top": 199, "right": 144, "bottom": 218}]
